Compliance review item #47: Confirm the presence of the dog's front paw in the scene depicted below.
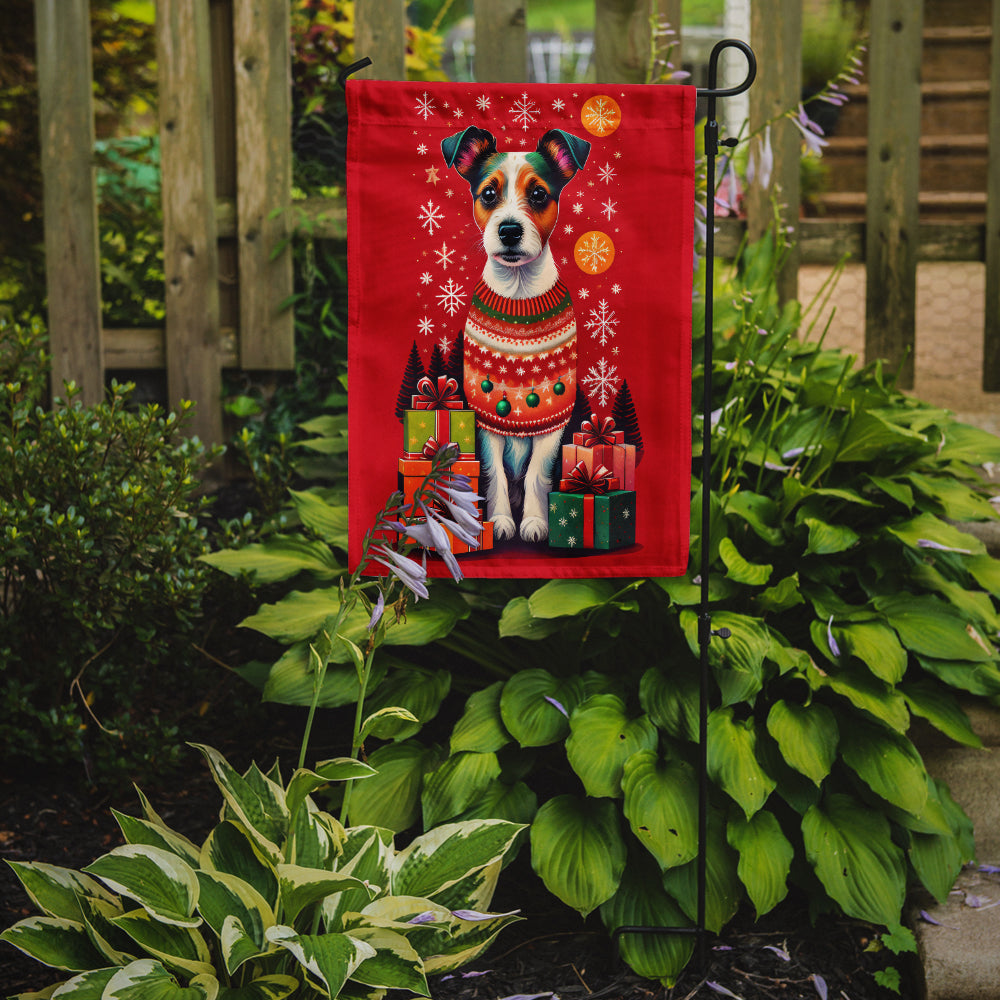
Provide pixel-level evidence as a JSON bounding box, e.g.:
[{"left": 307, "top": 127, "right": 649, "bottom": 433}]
[
  {"left": 519, "top": 515, "right": 548, "bottom": 543},
  {"left": 491, "top": 515, "right": 517, "bottom": 542}
]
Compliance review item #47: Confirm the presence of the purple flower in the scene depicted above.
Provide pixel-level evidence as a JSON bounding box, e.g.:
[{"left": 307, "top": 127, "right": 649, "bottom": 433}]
[
  {"left": 827, "top": 616, "right": 841, "bottom": 658},
  {"left": 369, "top": 544, "right": 430, "bottom": 600},
  {"left": 763, "top": 944, "right": 790, "bottom": 961},
  {"left": 451, "top": 908, "right": 521, "bottom": 921},
  {"left": 402, "top": 514, "right": 465, "bottom": 583},
  {"left": 917, "top": 538, "right": 973, "bottom": 554},
  {"left": 407, "top": 911, "right": 438, "bottom": 925},
  {"left": 367, "top": 590, "right": 385, "bottom": 631},
  {"left": 706, "top": 983, "right": 742, "bottom": 999},
  {"left": 747, "top": 125, "right": 773, "bottom": 191},
  {"left": 791, "top": 104, "right": 829, "bottom": 156},
  {"left": 544, "top": 695, "right": 569, "bottom": 718},
  {"left": 812, "top": 974, "right": 828, "bottom": 1000}
]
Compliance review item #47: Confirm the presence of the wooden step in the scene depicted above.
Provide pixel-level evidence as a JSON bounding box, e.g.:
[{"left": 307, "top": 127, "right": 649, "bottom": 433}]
[
  {"left": 813, "top": 190, "right": 987, "bottom": 222},
  {"left": 922, "top": 25, "right": 993, "bottom": 83},
  {"left": 922, "top": 0, "right": 991, "bottom": 28},
  {"left": 822, "top": 134, "right": 988, "bottom": 193}
]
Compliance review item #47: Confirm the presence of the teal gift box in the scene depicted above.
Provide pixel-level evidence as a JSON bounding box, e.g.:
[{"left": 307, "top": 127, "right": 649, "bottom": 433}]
[{"left": 548, "top": 489, "right": 636, "bottom": 550}]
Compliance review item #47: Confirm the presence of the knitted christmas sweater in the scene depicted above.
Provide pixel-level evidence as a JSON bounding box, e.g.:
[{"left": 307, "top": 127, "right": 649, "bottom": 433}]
[{"left": 463, "top": 278, "right": 577, "bottom": 437}]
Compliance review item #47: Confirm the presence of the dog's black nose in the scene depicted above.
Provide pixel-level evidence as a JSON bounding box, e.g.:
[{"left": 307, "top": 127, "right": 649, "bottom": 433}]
[{"left": 498, "top": 221, "right": 523, "bottom": 247}]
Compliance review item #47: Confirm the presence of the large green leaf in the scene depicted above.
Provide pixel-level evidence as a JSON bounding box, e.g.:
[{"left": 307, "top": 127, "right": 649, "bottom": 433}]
[
  {"left": 599, "top": 853, "right": 694, "bottom": 987},
  {"left": 362, "top": 667, "right": 451, "bottom": 741},
  {"left": 803, "top": 517, "right": 859, "bottom": 556},
  {"left": 835, "top": 410, "right": 927, "bottom": 463},
  {"left": 755, "top": 573, "right": 805, "bottom": 614},
  {"left": 285, "top": 759, "right": 376, "bottom": 823},
  {"left": 347, "top": 740, "right": 442, "bottom": 832},
  {"left": 807, "top": 660, "right": 909, "bottom": 732},
  {"left": 707, "top": 708, "right": 775, "bottom": 818},
  {"left": 621, "top": 751, "right": 699, "bottom": 871},
  {"left": 916, "top": 655, "right": 1000, "bottom": 697},
  {"left": 680, "top": 610, "right": 770, "bottom": 706},
  {"left": 724, "top": 490, "right": 784, "bottom": 545},
  {"left": 195, "top": 871, "right": 273, "bottom": 974},
  {"left": 838, "top": 718, "right": 928, "bottom": 816},
  {"left": 346, "top": 926, "right": 428, "bottom": 994},
  {"left": 450, "top": 682, "right": 511, "bottom": 754},
  {"left": 727, "top": 811, "right": 793, "bottom": 918},
  {"left": 200, "top": 535, "right": 342, "bottom": 584},
  {"left": 802, "top": 794, "right": 906, "bottom": 926},
  {"left": 276, "top": 865, "right": 373, "bottom": 925},
  {"left": 499, "top": 670, "right": 585, "bottom": 747},
  {"left": 103, "top": 959, "right": 218, "bottom": 1000},
  {"left": 83, "top": 846, "right": 200, "bottom": 928},
  {"left": 265, "top": 926, "right": 374, "bottom": 998},
  {"left": 111, "top": 909, "right": 214, "bottom": 978},
  {"left": 112, "top": 812, "right": 201, "bottom": 869},
  {"left": 886, "top": 512, "right": 985, "bottom": 556},
  {"left": 639, "top": 664, "right": 699, "bottom": 743},
  {"left": 526, "top": 578, "right": 617, "bottom": 618},
  {"left": 906, "top": 472, "right": 998, "bottom": 522},
  {"left": 901, "top": 680, "right": 982, "bottom": 748},
  {"left": 831, "top": 621, "right": 907, "bottom": 684},
  {"left": 765, "top": 700, "right": 838, "bottom": 786},
  {"left": 875, "top": 594, "right": 995, "bottom": 662},
  {"left": 199, "top": 822, "right": 278, "bottom": 910},
  {"left": 718, "top": 537, "right": 772, "bottom": 585},
  {"left": 216, "top": 976, "right": 299, "bottom": 1000},
  {"left": 33, "top": 967, "right": 117, "bottom": 998},
  {"left": 453, "top": 779, "right": 538, "bottom": 827},
  {"left": 530, "top": 795, "right": 626, "bottom": 917},
  {"left": 4, "top": 862, "right": 118, "bottom": 923},
  {"left": 421, "top": 751, "right": 502, "bottom": 828},
  {"left": 392, "top": 820, "right": 524, "bottom": 901},
  {"left": 288, "top": 489, "right": 349, "bottom": 546},
  {"left": 260, "top": 643, "right": 386, "bottom": 709},
  {"left": 0, "top": 916, "right": 107, "bottom": 972},
  {"left": 565, "top": 695, "right": 658, "bottom": 798},
  {"left": 497, "top": 596, "right": 567, "bottom": 639}
]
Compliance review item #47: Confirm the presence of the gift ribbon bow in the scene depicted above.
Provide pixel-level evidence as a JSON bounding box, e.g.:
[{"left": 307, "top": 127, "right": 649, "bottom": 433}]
[
  {"left": 413, "top": 375, "right": 460, "bottom": 409},
  {"left": 421, "top": 437, "right": 458, "bottom": 460},
  {"left": 581, "top": 413, "right": 618, "bottom": 446},
  {"left": 563, "top": 461, "right": 615, "bottom": 495}
]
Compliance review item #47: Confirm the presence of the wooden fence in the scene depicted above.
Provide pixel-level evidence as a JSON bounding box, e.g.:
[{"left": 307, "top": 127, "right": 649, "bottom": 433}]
[{"left": 33, "top": 0, "right": 1000, "bottom": 444}]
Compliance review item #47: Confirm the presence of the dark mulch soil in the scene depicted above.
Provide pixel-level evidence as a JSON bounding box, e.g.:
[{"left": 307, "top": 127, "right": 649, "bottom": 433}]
[{"left": 1, "top": 748, "right": 915, "bottom": 1000}]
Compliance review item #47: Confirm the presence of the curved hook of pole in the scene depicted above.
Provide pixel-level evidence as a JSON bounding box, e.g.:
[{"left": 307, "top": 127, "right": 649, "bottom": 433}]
[
  {"left": 696, "top": 39, "right": 756, "bottom": 99},
  {"left": 338, "top": 57, "right": 373, "bottom": 90}
]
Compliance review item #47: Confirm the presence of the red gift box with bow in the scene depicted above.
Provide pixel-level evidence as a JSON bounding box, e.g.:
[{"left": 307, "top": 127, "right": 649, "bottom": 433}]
[{"left": 561, "top": 413, "right": 637, "bottom": 490}]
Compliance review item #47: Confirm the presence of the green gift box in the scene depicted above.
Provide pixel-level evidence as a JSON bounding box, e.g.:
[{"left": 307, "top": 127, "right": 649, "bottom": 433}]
[
  {"left": 548, "top": 489, "right": 636, "bottom": 550},
  {"left": 403, "top": 408, "right": 476, "bottom": 456}
]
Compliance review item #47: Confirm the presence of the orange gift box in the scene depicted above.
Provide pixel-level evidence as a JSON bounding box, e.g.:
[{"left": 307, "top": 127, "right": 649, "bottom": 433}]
[{"left": 402, "top": 517, "right": 494, "bottom": 555}]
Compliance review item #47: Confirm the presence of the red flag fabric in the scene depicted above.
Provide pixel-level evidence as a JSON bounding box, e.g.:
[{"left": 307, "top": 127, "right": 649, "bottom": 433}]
[{"left": 347, "top": 80, "right": 695, "bottom": 578}]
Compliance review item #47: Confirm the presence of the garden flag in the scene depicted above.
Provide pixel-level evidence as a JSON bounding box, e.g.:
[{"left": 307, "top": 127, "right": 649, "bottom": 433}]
[{"left": 347, "top": 80, "right": 695, "bottom": 578}]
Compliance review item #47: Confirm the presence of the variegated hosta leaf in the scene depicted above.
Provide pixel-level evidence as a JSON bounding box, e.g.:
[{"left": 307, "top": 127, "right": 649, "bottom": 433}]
[
  {"left": 110, "top": 908, "right": 214, "bottom": 979},
  {"left": 420, "top": 906, "right": 522, "bottom": 975},
  {"left": 599, "top": 854, "right": 694, "bottom": 987},
  {"left": 421, "top": 859, "right": 501, "bottom": 916},
  {"left": 112, "top": 810, "right": 202, "bottom": 868},
  {"left": 838, "top": 718, "right": 929, "bottom": 817},
  {"left": 77, "top": 894, "right": 136, "bottom": 966},
  {"left": 200, "top": 822, "right": 278, "bottom": 910},
  {"left": 450, "top": 681, "right": 511, "bottom": 754},
  {"left": 498, "top": 669, "right": 585, "bottom": 747},
  {"left": 4, "top": 862, "right": 118, "bottom": 922},
  {"left": 276, "top": 864, "right": 375, "bottom": 925},
  {"left": 46, "top": 966, "right": 118, "bottom": 997},
  {"left": 706, "top": 707, "right": 776, "bottom": 819},
  {"left": 802, "top": 793, "right": 906, "bottom": 926},
  {"left": 529, "top": 795, "right": 626, "bottom": 917},
  {"left": 190, "top": 745, "right": 287, "bottom": 863},
  {"left": 344, "top": 926, "right": 429, "bottom": 995},
  {"left": 214, "top": 975, "right": 299, "bottom": 1000},
  {"left": 102, "top": 958, "right": 218, "bottom": 999},
  {"left": 391, "top": 820, "right": 524, "bottom": 901},
  {"left": 621, "top": 751, "right": 699, "bottom": 871},
  {"left": 661, "top": 810, "right": 742, "bottom": 934},
  {"left": 0, "top": 916, "right": 107, "bottom": 972},
  {"left": 566, "top": 695, "right": 658, "bottom": 799},
  {"left": 265, "top": 926, "right": 376, "bottom": 998},
  {"left": 288, "top": 802, "right": 344, "bottom": 870},
  {"left": 347, "top": 740, "right": 442, "bottom": 833},
  {"left": 195, "top": 871, "right": 274, "bottom": 974},
  {"left": 83, "top": 846, "right": 200, "bottom": 928},
  {"left": 322, "top": 829, "right": 393, "bottom": 932},
  {"left": 727, "top": 810, "right": 793, "bottom": 918},
  {"left": 421, "top": 751, "right": 502, "bottom": 829},
  {"left": 765, "top": 700, "right": 838, "bottom": 786},
  {"left": 285, "top": 760, "right": 376, "bottom": 824}
]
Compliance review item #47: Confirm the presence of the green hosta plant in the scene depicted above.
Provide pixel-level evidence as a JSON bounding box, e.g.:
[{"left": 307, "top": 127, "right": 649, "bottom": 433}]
[{"left": 1, "top": 744, "right": 523, "bottom": 999}]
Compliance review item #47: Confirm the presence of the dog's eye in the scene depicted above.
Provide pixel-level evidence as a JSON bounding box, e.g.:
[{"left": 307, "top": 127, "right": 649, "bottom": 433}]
[
  {"left": 480, "top": 186, "right": 498, "bottom": 207},
  {"left": 528, "top": 186, "right": 550, "bottom": 208}
]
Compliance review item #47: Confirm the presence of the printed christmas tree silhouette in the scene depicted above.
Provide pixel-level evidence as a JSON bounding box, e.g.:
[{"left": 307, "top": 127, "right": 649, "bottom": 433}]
[
  {"left": 443, "top": 330, "right": 465, "bottom": 390},
  {"left": 395, "top": 341, "right": 426, "bottom": 420},
  {"left": 426, "top": 343, "right": 446, "bottom": 383},
  {"left": 611, "top": 378, "right": 644, "bottom": 462}
]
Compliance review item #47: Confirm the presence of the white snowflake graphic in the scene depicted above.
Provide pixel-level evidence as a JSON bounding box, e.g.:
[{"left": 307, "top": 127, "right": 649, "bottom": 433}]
[
  {"left": 437, "top": 278, "right": 467, "bottom": 317},
  {"left": 622, "top": 507, "right": 632, "bottom": 519},
  {"left": 435, "top": 243, "right": 454, "bottom": 268},
  {"left": 578, "top": 287, "right": 590, "bottom": 299},
  {"left": 418, "top": 316, "right": 434, "bottom": 335},
  {"left": 419, "top": 271, "right": 433, "bottom": 285},
  {"left": 601, "top": 198, "right": 617, "bottom": 220},
  {"left": 550, "top": 501, "right": 558, "bottom": 512},
  {"left": 476, "top": 94, "right": 491, "bottom": 111},
  {"left": 418, "top": 200, "right": 444, "bottom": 235},
  {"left": 569, "top": 508, "right": 578, "bottom": 518},
  {"left": 598, "top": 162, "right": 617, "bottom": 184},
  {"left": 611, "top": 283, "right": 622, "bottom": 294},
  {"left": 576, "top": 232, "right": 614, "bottom": 273},
  {"left": 583, "top": 97, "right": 618, "bottom": 134},
  {"left": 439, "top": 335, "right": 452, "bottom": 352},
  {"left": 416, "top": 143, "right": 428, "bottom": 155},
  {"left": 581, "top": 356, "right": 621, "bottom": 407},
  {"left": 453, "top": 106, "right": 464, "bottom": 118},
  {"left": 414, "top": 91, "right": 436, "bottom": 120},
  {"left": 567, "top": 535, "right": 578, "bottom": 547},
  {"left": 585, "top": 300, "right": 619, "bottom": 346},
  {"left": 552, "top": 98, "right": 566, "bottom": 112},
  {"left": 559, "top": 517, "right": 568, "bottom": 527},
  {"left": 563, "top": 224, "right": 574, "bottom": 235},
  {"left": 572, "top": 202, "right": 584, "bottom": 215},
  {"left": 510, "top": 91, "right": 540, "bottom": 130}
]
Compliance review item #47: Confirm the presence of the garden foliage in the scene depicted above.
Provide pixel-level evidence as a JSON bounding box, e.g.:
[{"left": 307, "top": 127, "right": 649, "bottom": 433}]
[
  {"left": 205, "top": 232, "right": 1000, "bottom": 984},
  {"left": 1, "top": 744, "right": 524, "bottom": 999},
  {"left": 0, "top": 317, "right": 218, "bottom": 782}
]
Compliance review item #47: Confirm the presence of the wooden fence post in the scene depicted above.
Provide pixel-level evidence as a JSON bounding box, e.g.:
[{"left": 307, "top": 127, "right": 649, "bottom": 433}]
[
  {"left": 864, "top": 0, "right": 923, "bottom": 389},
  {"left": 34, "top": 0, "right": 104, "bottom": 405},
  {"left": 594, "top": 0, "right": 653, "bottom": 84},
  {"left": 355, "top": 0, "right": 407, "bottom": 80},
  {"left": 157, "top": 0, "right": 223, "bottom": 445},
  {"left": 746, "top": 0, "right": 801, "bottom": 305},
  {"left": 474, "top": 0, "right": 527, "bottom": 82},
  {"left": 233, "top": 0, "right": 294, "bottom": 370},
  {"left": 984, "top": 0, "right": 1000, "bottom": 390}
]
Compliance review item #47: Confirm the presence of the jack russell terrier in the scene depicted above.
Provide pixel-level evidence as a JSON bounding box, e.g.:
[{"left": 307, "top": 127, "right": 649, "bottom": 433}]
[{"left": 441, "top": 126, "right": 590, "bottom": 542}]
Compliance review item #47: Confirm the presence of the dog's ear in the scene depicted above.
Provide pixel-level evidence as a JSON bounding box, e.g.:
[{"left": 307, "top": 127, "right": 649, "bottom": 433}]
[
  {"left": 441, "top": 127, "right": 497, "bottom": 183},
  {"left": 536, "top": 129, "right": 591, "bottom": 182}
]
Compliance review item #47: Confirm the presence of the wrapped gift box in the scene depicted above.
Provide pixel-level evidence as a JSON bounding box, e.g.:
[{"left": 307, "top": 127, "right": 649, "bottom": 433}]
[
  {"left": 401, "top": 516, "right": 494, "bottom": 555},
  {"left": 561, "top": 413, "right": 636, "bottom": 490},
  {"left": 398, "top": 456, "right": 480, "bottom": 507},
  {"left": 548, "top": 460, "right": 635, "bottom": 550},
  {"left": 403, "top": 375, "right": 476, "bottom": 455}
]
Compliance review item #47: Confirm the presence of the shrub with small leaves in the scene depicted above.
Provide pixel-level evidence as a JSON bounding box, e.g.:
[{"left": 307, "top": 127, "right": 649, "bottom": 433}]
[{"left": 0, "top": 317, "right": 220, "bottom": 783}]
